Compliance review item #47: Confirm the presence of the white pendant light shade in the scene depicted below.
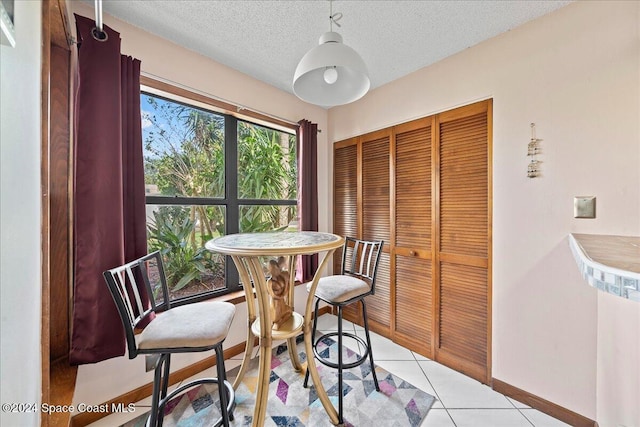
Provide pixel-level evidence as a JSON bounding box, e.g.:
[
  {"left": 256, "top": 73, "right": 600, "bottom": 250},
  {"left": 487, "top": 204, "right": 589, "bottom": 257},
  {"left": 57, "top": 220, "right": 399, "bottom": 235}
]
[{"left": 293, "top": 31, "right": 370, "bottom": 107}]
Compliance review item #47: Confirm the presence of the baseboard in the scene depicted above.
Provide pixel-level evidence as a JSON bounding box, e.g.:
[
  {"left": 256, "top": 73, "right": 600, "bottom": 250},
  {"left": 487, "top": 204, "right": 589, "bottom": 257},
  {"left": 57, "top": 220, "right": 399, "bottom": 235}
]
[
  {"left": 492, "top": 378, "right": 597, "bottom": 427},
  {"left": 70, "top": 305, "right": 332, "bottom": 427}
]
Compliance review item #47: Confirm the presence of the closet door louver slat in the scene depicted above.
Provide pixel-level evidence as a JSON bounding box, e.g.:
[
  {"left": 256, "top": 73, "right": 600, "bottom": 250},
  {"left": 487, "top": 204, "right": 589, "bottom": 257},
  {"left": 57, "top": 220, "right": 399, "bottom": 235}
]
[
  {"left": 395, "top": 256, "right": 432, "bottom": 354},
  {"left": 437, "top": 262, "right": 488, "bottom": 381},
  {"left": 361, "top": 133, "right": 391, "bottom": 333},
  {"left": 333, "top": 141, "right": 360, "bottom": 320},
  {"left": 394, "top": 123, "right": 432, "bottom": 356},
  {"left": 362, "top": 135, "right": 390, "bottom": 244},
  {"left": 367, "top": 253, "right": 391, "bottom": 332},
  {"left": 436, "top": 108, "right": 489, "bottom": 383},
  {"left": 439, "top": 113, "right": 488, "bottom": 259},
  {"left": 334, "top": 143, "right": 358, "bottom": 242}
]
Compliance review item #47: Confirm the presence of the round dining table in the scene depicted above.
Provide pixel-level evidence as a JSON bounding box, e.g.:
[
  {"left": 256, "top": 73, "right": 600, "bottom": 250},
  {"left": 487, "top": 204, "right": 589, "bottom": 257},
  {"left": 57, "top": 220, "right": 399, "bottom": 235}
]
[{"left": 205, "top": 231, "right": 345, "bottom": 427}]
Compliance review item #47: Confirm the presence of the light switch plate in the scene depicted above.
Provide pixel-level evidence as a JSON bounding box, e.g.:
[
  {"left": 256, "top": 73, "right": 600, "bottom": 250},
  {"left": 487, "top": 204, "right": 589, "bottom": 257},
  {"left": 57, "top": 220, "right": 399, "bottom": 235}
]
[{"left": 574, "top": 196, "right": 596, "bottom": 218}]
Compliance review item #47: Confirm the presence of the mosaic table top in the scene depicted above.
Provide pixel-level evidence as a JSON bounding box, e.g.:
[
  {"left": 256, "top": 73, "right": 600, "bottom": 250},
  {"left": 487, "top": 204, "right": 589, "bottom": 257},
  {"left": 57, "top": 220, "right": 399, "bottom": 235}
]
[
  {"left": 569, "top": 233, "right": 640, "bottom": 302},
  {"left": 206, "top": 231, "right": 344, "bottom": 256}
]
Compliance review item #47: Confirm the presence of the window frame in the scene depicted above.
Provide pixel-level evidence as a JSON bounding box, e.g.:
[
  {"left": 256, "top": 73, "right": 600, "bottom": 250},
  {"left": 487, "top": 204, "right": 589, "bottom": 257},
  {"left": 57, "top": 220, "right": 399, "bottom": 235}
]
[{"left": 141, "top": 78, "right": 298, "bottom": 303}]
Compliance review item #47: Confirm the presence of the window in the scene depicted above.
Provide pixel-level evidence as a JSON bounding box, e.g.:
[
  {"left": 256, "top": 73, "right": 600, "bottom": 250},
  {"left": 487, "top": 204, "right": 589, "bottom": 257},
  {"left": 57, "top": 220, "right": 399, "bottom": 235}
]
[{"left": 142, "top": 88, "right": 297, "bottom": 302}]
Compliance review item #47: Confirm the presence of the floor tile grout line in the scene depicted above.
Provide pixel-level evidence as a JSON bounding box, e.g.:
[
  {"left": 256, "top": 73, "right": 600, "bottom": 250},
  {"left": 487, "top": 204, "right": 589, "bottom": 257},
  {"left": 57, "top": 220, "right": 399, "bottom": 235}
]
[
  {"left": 445, "top": 407, "right": 537, "bottom": 410},
  {"left": 444, "top": 408, "right": 459, "bottom": 427},
  {"left": 442, "top": 408, "right": 540, "bottom": 427},
  {"left": 411, "top": 359, "right": 533, "bottom": 426},
  {"left": 442, "top": 408, "right": 544, "bottom": 427},
  {"left": 505, "top": 395, "right": 518, "bottom": 409},
  {"left": 516, "top": 406, "right": 537, "bottom": 427},
  {"left": 416, "top": 354, "right": 449, "bottom": 413},
  {"left": 423, "top": 407, "right": 458, "bottom": 427}
]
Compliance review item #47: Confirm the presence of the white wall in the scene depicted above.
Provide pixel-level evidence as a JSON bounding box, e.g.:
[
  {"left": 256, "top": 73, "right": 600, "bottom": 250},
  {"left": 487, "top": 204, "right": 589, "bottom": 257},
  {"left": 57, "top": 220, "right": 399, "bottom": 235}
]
[
  {"left": 330, "top": 1, "right": 639, "bottom": 423},
  {"left": 0, "top": 1, "right": 43, "bottom": 426},
  {"left": 71, "top": 2, "right": 331, "bottom": 408},
  {"left": 596, "top": 293, "right": 640, "bottom": 427}
]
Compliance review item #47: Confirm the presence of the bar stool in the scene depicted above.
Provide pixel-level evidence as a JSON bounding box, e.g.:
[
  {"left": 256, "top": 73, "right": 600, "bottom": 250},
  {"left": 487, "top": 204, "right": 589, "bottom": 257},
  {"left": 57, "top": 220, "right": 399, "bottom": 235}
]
[
  {"left": 103, "top": 251, "right": 235, "bottom": 427},
  {"left": 303, "top": 237, "right": 384, "bottom": 424}
]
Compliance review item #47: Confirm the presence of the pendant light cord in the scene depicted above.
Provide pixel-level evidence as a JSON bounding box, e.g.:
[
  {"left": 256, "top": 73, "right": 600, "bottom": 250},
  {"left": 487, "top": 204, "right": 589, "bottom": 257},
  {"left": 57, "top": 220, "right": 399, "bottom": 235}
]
[{"left": 329, "top": 0, "right": 342, "bottom": 31}]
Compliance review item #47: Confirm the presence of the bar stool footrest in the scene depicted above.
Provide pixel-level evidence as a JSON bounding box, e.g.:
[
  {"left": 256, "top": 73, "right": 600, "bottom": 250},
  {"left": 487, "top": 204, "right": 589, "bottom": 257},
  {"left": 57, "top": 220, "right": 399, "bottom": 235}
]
[
  {"left": 312, "top": 331, "right": 370, "bottom": 370},
  {"left": 152, "top": 378, "right": 235, "bottom": 427}
]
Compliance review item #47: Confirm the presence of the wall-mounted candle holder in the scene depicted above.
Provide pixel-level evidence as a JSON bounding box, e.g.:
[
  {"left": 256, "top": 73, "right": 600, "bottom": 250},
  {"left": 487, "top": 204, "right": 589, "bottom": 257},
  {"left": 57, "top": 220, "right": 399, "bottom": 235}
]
[
  {"left": 527, "top": 123, "right": 543, "bottom": 178},
  {"left": 527, "top": 159, "right": 540, "bottom": 178}
]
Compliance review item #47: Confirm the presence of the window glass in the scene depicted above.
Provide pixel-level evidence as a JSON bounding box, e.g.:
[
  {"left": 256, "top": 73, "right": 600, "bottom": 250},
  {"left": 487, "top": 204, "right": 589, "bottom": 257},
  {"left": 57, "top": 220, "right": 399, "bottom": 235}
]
[
  {"left": 142, "top": 90, "right": 297, "bottom": 302},
  {"left": 237, "top": 121, "right": 297, "bottom": 200},
  {"left": 239, "top": 205, "right": 298, "bottom": 233},
  {"left": 142, "top": 94, "right": 225, "bottom": 199},
  {"left": 146, "top": 204, "right": 226, "bottom": 301}
]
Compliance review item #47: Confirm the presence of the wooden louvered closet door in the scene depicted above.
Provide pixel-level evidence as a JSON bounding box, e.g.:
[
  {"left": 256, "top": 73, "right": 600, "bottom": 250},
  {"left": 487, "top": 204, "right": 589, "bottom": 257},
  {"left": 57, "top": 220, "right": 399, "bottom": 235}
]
[
  {"left": 333, "top": 139, "right": 358, "bottom": 275},
  {"left": 360, "top": 130, "right": 391, "bottom": 334},
  {"left": 393, "top": 119, "right": 433, "bottom": 357},
  {"left": 332, "top": 99, "right": 492, "bottom": 384},
  {"left": 435, "top": 101, "right": 491, "bottom": 383},
  {"left": 333, "top": 138, "right": 361, "bottom": 322}
]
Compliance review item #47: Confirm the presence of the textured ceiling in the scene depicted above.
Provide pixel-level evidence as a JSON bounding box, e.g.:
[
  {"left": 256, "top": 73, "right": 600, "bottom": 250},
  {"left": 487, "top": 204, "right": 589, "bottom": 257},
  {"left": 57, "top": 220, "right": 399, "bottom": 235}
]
[{"left": 96, "top": 0, "right": 571, "bottom": 95}]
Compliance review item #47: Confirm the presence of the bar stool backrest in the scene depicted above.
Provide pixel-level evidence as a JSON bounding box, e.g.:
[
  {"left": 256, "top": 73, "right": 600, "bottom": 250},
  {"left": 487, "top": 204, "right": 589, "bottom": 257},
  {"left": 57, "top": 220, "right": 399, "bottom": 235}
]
[
  {"left": 341, "top": 237, "right": 384, "bottom": 295},
  {"left": 103, "top": 251, "right": 170, "bottom": 359}
]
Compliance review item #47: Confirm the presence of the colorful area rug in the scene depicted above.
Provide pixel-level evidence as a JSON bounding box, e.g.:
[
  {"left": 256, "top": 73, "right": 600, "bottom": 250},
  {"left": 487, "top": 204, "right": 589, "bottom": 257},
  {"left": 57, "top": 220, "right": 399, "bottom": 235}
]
[{"left": 122, "top": 335, "right": 435, "bottom": 426}]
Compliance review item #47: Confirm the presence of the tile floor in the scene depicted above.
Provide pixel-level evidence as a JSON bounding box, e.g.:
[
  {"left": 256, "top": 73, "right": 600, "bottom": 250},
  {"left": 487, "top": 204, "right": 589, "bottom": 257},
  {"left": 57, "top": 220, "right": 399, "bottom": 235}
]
[{"left": 89, "top": 313, "right": 571, "bottom": 427}]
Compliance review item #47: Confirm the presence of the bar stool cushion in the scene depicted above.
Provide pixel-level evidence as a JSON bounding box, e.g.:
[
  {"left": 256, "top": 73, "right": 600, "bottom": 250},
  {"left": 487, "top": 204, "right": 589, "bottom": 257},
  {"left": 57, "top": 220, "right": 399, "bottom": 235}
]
[
  {"left": 307, "top": 275, "right": 370, "bottom": 304},
  {"left": 137, "top": 301, "right": 236, "bottom": 351}
]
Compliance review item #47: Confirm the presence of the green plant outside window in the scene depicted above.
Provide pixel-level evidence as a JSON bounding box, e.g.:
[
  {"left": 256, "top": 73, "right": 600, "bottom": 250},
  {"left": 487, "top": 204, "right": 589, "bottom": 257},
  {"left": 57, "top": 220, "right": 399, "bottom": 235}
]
[{"left": 142, "top": 91, "right": 297, "bottom": 302}]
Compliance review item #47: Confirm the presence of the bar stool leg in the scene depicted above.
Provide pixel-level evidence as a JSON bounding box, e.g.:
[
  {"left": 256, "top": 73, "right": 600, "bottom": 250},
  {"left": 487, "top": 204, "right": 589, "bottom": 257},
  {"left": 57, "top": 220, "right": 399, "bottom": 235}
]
[
  {"left": 159, "top": 354, "right": 171, "bottom": 427},
  {"left": 337, "top": 305, "right": 344, "bottom": 424},
  {"left": 148, "top": 361, "right": 161, "bottom": 427},
  {"left": 148, "top": 354, "right": 170, "bottom": 427},
  {"left": 361, "top": 300, "right": 379, "bottom": 391},
  {"left": 215, "top": 345, "right": 231, "bottom": 427}
]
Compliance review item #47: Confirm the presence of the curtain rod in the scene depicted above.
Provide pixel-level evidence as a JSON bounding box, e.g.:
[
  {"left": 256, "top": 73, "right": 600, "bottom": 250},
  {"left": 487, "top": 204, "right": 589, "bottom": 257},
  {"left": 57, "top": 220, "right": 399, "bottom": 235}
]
[{"left": 140, "top": 72, "right": 321, "bottom": 132}]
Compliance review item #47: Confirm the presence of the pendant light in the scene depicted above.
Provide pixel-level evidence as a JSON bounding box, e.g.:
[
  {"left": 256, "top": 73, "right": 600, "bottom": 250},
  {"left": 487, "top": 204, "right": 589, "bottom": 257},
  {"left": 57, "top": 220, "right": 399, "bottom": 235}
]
[{"left": 293, "top": 0, "right": 369, "bottom": 107}]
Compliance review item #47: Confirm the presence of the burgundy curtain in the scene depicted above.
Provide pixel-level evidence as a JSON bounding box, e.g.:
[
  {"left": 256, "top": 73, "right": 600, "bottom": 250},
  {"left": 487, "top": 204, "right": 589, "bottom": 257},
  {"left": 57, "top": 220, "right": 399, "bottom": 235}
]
[
  {"left": 70, "top": 15, "right": 147, "bottom": 365},
  {"left": 297, "top": 119, "right": 319, "bottom": 282}
]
